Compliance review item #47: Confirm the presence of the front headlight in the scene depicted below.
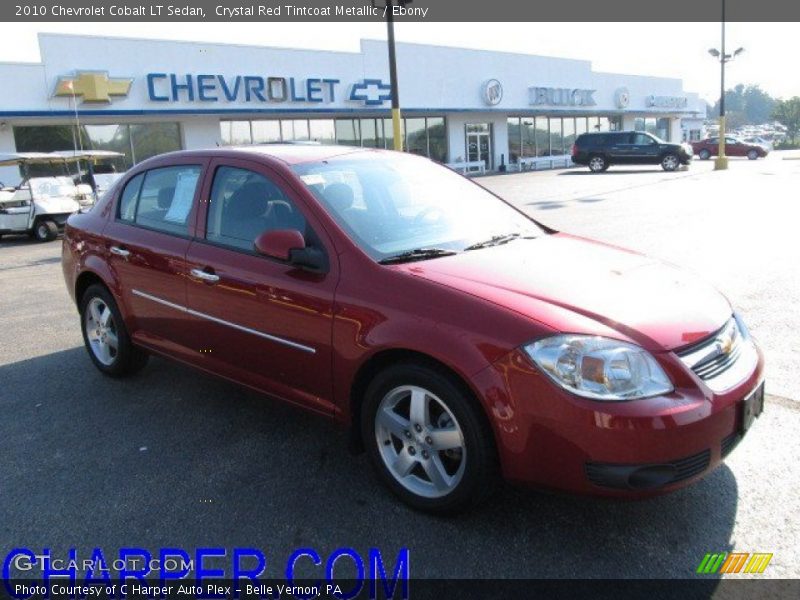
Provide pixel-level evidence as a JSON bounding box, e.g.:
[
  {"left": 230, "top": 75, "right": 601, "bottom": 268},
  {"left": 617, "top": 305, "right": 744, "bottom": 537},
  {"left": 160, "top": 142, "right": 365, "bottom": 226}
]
[{"left": 523, "top": 335, "right": 674, "bottom": 401}]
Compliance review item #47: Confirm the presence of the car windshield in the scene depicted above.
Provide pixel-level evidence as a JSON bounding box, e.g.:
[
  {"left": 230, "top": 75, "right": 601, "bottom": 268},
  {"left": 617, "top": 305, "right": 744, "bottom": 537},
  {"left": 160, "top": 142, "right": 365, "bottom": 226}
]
[
  {"left": 28, "top": 176, "right": 77, "bottom": 199},
  {"left": 292, "top": 152, "right": 543, "bottom": 262}
]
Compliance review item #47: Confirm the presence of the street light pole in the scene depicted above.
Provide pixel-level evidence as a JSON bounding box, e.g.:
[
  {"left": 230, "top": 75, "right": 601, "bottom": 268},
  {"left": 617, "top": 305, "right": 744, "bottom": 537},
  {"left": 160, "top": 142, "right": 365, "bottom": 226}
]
[
  {"left": 385, "top": 1, "right": 403, "bottom": 151},
  {"left": 716, "top": 0, "right": 728, "bottom": 170},
  {"left": 708, "top": 0, "right": 743, "bottom": 171}
]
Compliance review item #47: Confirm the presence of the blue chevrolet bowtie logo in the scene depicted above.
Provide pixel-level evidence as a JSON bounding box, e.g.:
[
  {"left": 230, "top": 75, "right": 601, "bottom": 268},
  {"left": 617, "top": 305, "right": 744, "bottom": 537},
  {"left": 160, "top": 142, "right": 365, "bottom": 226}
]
[{"left": 350, "top": 79, "right": 392, "bottom": 106}]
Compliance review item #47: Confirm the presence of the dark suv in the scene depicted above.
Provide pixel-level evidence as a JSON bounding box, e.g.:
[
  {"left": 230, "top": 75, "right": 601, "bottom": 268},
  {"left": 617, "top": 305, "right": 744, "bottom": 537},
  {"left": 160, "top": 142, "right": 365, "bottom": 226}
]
[{"left": 572, "top": 131, "right": 693, "bottom": 173}]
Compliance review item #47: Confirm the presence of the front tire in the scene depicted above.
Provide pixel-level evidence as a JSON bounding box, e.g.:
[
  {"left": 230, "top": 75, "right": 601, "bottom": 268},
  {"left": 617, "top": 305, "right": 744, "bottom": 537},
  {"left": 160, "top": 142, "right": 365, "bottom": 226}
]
[
  {"left": 747, "top": 149, "right": 759, "bottom": 160},
  {"left": 661, "top": 153, "right": 680, "bottom": 171},
  {"left": 80, "top": 283, "right": 148, "bottom": 377},
  {"left": 699, "top": 149, "right": 711, "bottom": 160},
  {"left": 588, "top": 155, "right": 607, "bottom": 173},
  {"left": 32, "top": 220, "right": 57, "bottom": 242},
  {"left": 361, "top": 363, "right": 498, "bottom": 514}
]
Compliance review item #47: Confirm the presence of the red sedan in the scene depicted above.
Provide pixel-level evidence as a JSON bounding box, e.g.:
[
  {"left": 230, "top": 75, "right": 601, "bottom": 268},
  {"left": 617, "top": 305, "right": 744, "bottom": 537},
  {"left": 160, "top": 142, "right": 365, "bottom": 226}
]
[
  {"left": 692, "top": 136, "right": 769, "bottom": 160},
  {"left": 61, "top": 145, "right": 764, "bottom": 513}
]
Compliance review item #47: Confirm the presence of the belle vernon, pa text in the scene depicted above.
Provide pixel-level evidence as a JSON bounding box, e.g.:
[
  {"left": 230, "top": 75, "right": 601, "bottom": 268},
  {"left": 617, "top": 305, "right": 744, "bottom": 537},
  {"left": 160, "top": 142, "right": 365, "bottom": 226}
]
[{"left": 44, "top": 4, "right": 430, "bottom": 18}]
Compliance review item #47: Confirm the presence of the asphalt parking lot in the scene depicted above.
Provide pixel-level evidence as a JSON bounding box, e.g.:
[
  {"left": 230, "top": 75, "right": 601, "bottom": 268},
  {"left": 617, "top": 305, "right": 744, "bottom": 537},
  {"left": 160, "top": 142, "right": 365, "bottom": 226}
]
[{"left": 1, "top": 153, "right": 798, "bottom": 580}]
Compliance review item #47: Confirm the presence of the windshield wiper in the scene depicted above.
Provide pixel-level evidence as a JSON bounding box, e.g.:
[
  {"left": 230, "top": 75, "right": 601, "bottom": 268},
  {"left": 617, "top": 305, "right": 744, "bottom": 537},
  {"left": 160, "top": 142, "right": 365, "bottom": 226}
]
[
  {"left": 378, "top": 248, "right": 458, "bottom": 265},
  {"left": 464, "top": 233, "right": 533, "bottom": 251}
]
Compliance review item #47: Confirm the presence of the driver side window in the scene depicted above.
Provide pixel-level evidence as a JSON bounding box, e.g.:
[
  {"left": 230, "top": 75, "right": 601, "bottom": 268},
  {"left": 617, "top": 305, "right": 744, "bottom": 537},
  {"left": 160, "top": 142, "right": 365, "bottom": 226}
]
[
  {"left": 206, "top": 166, "right": 306, "bottom": 252},
  {"left": 633, "top": 133, "right": 654, "bottom": 145}
]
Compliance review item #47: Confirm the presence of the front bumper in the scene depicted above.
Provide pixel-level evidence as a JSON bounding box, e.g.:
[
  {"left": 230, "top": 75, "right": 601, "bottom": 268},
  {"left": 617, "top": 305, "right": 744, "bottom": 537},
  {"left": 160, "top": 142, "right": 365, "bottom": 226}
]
[{"left": 472, "top": 342, "right": 765, "bottom": 497}]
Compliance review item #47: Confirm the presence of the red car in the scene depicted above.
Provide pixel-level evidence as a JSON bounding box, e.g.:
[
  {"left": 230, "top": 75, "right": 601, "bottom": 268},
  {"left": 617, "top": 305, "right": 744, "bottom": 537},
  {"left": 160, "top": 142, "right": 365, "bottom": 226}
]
[
  {"left": 61, "top": 146, "right": 764, "bottom": 513},
  {"left": 692, "top": 136, "right": 769, "bottom": 160}
]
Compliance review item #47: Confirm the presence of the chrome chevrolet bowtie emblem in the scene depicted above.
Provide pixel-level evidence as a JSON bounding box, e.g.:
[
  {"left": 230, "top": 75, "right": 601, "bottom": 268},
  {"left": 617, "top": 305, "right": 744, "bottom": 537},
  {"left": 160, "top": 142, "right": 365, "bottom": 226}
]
[{"left": 53, "top": 71, "right": 133, "bottom": 103}]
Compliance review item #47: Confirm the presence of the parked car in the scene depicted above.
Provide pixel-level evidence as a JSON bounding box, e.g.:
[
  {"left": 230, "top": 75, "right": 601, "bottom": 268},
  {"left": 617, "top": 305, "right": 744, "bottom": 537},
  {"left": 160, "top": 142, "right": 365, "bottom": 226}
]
[
  {"left": 743, "top": 136, "right": 774, "bottom": 152},
  {"left": 692, "top": 136, "right": 769, "bottom": 160},
  {"left": 571, "top": 131, "right": 693, "bottom": 172},
  {"left": 62, "top": 146, "right": 764, "bottom": 513}
]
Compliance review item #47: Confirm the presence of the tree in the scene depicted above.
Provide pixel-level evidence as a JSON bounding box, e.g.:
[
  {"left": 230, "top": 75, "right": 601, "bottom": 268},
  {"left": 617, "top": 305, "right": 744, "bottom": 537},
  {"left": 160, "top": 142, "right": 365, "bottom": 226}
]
[
  {"left": 711, "top": 84, "right": 777, "bottom": 126},
  {"left": 743, "top": 85, "right": 776, "bottom": 124},
  {"left": 773, "top": 97, "right": 800, "bottom": 144}
]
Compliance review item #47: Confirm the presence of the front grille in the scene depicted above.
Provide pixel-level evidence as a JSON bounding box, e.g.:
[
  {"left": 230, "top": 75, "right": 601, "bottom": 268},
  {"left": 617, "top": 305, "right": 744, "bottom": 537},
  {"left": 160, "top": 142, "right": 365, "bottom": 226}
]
[
  {"left": 721, "top": 432, "right": 741, "bottom": 458},
  {"left": 676, "top": 317, "right": 758, "bottom": 393},
  {"left": 677, "top": 318, "right": 742, "bottom": 382},
  {"left": 693, "top": 341, "right": 743, "bottom": 380}
]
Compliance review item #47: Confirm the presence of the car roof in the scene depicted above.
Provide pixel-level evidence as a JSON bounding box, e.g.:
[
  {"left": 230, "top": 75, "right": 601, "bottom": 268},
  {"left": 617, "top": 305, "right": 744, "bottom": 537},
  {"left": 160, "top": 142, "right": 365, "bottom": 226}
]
[{"left": 157, "top": 144, "right": 377, "bottom": 166}]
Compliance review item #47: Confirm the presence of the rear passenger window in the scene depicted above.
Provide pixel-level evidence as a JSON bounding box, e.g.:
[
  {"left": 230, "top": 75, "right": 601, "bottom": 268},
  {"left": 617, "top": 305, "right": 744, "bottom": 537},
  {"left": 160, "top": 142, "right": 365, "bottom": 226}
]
[
  {"left": 118, "top": 173, "right": 144, "bottom": 222},
  {"left": 134, "top": 166, "right": 201, "bottom": 236},
  {"left": 206, "top": 166, "right": 306, "bottom": 252}
]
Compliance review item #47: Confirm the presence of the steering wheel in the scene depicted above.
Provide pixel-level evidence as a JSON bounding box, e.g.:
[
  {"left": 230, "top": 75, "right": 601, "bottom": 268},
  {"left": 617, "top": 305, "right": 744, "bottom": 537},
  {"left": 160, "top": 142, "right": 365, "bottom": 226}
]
[{"left": 413, "top": 206, "right": 444, "bottom": 227}]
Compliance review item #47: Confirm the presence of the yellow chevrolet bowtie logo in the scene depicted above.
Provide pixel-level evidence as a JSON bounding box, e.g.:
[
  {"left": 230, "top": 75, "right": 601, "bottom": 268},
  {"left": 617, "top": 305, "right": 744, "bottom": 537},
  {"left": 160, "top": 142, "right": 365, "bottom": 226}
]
[{"left": 54, "top": 71, "right": 133, "bottom": 103}]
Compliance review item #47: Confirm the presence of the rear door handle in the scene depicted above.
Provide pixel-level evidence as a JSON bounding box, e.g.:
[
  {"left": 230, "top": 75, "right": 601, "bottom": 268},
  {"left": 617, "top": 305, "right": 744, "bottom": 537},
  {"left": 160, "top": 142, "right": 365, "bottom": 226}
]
[
  {"left": 110, "top": 245, "right": 130, "bottom": 258},
  {"left": 190, "top": 268, "right": 220, "bottom": 284}
]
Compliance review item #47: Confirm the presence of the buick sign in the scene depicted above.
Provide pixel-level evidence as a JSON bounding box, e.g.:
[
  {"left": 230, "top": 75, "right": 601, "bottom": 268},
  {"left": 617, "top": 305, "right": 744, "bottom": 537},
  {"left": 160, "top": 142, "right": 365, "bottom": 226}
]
[
  {"left": 482, "top": 79, "right": 503, "bottom": 106},
  {"left": 530, "top": 87, "right": 597, "bottom": 107}
]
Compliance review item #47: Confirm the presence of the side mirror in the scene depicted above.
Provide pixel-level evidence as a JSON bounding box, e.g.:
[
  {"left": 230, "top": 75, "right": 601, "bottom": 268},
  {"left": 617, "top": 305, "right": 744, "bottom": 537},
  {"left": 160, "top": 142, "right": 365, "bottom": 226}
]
[{"left": 254, "top": 229, "right": 327, "bottom": 272}]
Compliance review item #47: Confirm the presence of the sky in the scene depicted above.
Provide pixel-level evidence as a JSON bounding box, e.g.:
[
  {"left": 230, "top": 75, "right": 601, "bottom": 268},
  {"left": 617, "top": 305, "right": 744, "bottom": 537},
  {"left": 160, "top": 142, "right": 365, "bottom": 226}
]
[{"left": 0, "top": 22, "right": 798, "bottom": 102}]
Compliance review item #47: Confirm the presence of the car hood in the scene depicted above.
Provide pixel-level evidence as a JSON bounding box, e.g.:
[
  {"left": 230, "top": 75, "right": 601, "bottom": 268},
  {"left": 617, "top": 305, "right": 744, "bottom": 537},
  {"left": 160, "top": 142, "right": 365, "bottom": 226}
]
[{"left": 396, "top": 233, "right": 731, "bottom": 352}]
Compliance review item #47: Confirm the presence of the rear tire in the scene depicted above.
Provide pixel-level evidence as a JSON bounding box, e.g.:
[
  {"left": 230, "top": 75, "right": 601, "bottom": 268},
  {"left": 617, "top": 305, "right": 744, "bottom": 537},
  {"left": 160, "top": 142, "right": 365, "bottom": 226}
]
[
  {"left": 661, "top": 153, "right": 680, "bottom": 172},
  {"left": 361, "top": 362, "right": 498, "bottom": 514},
  {"left": 747, "top": 149, "right": 759, "bottom": 160},
  {"left": 588, "top": 155, "right": 607, "bottom": 173},
  {"left": 698, "top": 149, "right": 711, "bottom": 160},
  {"left": 80, "top": 283, "right": 148, "bottom": 377},
  {"left": 32, "top": 220, "right": 57, "bottom": 242}
]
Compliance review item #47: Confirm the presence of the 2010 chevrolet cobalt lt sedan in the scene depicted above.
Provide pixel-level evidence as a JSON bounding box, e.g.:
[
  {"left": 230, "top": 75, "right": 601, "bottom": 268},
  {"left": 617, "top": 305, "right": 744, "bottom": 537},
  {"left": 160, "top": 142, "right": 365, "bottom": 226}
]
[{"left": 62, "top": 145, "right": 764, "bottom": 513}]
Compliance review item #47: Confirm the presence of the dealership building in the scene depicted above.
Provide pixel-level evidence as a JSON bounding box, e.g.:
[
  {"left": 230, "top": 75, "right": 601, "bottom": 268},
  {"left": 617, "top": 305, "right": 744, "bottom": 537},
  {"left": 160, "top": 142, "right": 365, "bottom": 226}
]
[{"left": 0, "top": 33, "right": 706, "bottom": 183}]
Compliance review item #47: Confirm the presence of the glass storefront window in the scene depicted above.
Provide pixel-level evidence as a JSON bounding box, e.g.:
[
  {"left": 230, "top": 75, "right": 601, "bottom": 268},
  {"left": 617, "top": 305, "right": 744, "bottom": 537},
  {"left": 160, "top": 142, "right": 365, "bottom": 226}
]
[
  {"left": 656, "top": 118, "right": 671, "bottom": 141},
  {"left": 426, "top": 117, "right": 447, "bottom": 163},
  {"left": 634, "top": 118, "right": 646, "bottom": 132},
  {"left": 360, "top": 118, "right": 380, "bottom": 148},
  {"left": 535, "top": 117, "right": 550, "bottom": 157},
  {"left": 383, "top": 118, "right": 405, "bottom": 150},
  {"left": 575, "top": 117, "right": 588, "bottom": 138},
  {"left": 562, "top": 118, "right": 576, "bottom": 153},
  {"left": 309, "top": 119, "right": 335, "bottom": 144},
  {"left": 521, "top": 119, "right": 535, "bottom": 158},
  {"left": 507, "top": 118, "right": 521, "bottom": 163},
  {"left": 335, "top": 119, "right": 360, "bottom": 146},
  {"left": 13, "top": 122, "right": 182, "bottom": 171},
  {"left": 221, "top": 116, "right": 445, "bottom": 159},
  {"left": 228, "top": 121, "right": 253, "bottom": 145},
  {"left": 406, "top": 118, "right": 428, "bottom": 157},
  {"left": 550, "top": 118, "right": 564, "bottom": 156},
  {"left": 129, "top": 122, "right": 182, "bottom": 165},
  {"left": 251, "top": 120, "right": 282, "bottom": 144}
]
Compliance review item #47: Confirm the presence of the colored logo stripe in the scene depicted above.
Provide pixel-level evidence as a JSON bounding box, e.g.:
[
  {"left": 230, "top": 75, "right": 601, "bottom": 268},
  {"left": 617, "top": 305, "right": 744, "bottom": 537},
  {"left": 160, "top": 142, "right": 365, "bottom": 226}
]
[{"left": 697, "top": 552, "right": 773, "bottom": 574}]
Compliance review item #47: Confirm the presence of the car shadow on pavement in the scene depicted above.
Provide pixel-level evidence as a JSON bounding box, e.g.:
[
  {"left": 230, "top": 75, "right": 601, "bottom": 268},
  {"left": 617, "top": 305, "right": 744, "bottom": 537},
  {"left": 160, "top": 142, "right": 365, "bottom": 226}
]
[
  {"left": 560, "top": 169, "right": 687, "bottom": 176},
  {"left": 0, "top": 348, "right": 735, "bottom": 583}
]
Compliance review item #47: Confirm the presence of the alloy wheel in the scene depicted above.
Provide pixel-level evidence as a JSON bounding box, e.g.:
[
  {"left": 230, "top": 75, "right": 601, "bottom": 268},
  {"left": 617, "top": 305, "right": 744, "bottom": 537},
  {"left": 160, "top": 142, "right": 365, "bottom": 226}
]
[
  {"left": 84, "top": 297, "right": 119, "bottom": 366},
  {"left": 589, "top": 157, "right": 605, "bottom": 172},
  {"left": 374, "top": 385, "right": 466, "bottom": 499},
  {"left": 662, "top": 155, "right": 679, "bottom": 171}
]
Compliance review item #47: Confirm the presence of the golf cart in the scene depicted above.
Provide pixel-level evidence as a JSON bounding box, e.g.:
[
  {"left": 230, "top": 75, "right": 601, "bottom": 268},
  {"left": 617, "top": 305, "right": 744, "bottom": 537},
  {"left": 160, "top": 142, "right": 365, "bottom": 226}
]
[
  {"left": 52, "top": 150, "right": 126, "bottom": 206},
  {"left": 0, "top": 152, "right": 94, "bottom": 242}
]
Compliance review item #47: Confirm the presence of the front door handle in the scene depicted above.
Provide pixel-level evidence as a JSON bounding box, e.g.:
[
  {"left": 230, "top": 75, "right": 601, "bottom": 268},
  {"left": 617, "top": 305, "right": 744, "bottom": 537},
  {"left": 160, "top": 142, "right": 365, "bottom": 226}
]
[
  {"left": 190, "top": 268, "right": 220, "bottom": 284},
  {"left": 110, "top": 245, "right": 130, "bottom": 258}
]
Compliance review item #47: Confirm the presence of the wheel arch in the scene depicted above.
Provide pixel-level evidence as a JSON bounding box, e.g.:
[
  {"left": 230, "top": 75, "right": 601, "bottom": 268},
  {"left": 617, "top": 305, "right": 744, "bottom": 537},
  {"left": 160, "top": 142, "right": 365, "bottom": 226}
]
[
  {"left": 346, "top": 348, "right": 498, "bottom": 456},
  {"left": 75, "top": 270, "right": 107, "bottom": 307}
]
